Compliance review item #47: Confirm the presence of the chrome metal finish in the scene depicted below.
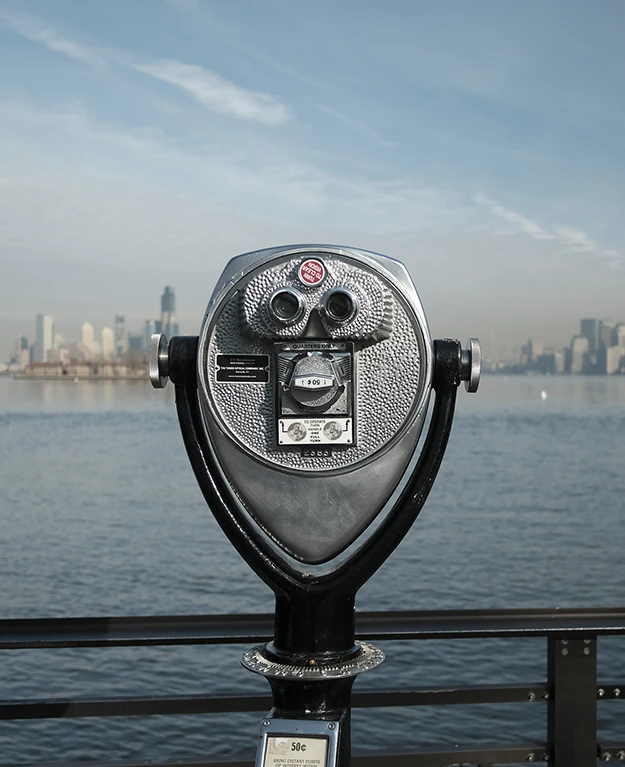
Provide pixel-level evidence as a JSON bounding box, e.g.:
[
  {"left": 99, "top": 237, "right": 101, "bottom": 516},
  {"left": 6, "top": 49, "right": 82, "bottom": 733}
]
[
  {"left": 267, "top": 287, "right": 307, "bottom": 327},
  {"left": 242, "top": 641, "right": 384, "bottom": 680},
  {"left": 198, "top": 245, "right": 433, "bottom": 474},
  {"left": 319, "top": 287, "right": 359, "bottom": 326},
  {"left": 149, "top": 333, "right": 169, "bottom": 389},
  {"left": 461, "top": 337, "right": 481, "bottom": 393}
]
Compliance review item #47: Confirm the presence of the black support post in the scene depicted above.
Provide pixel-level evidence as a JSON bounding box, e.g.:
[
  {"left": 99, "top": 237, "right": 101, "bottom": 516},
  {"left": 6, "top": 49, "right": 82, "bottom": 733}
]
[{"left": 547, "top": 637, "right": 597, "bottom": 766}]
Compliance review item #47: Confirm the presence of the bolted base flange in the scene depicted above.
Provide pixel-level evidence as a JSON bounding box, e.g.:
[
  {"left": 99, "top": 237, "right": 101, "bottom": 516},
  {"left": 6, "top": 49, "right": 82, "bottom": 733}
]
[{"left": 241, "top": 641, "right": 384, "bottom": 681}]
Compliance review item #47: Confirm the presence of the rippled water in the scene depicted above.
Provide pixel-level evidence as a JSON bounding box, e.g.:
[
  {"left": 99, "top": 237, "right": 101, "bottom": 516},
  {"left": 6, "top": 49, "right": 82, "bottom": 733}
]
[{"left": 0, "top": 375, "right": 624, "bottom": 762}]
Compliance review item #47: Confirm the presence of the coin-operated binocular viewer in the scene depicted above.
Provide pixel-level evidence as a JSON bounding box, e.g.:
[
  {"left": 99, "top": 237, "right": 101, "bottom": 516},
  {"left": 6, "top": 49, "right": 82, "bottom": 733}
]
[{"left": 150, "top": 245, "right": 480, "bottom": 766}]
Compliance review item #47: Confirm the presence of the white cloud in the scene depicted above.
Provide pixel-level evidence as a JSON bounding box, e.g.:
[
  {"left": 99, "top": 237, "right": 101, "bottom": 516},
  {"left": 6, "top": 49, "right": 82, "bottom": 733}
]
[
  {"left": 552, "top": 225, "right": 599, "bottom": 252},
  {"left": 473, "top": 193, "right": 556, "bottom": 241},
  {"left": 131, "top": 59, "right": 290, "bottom": 126},
  {"left": 0, "top": 8, "right": 290, "bottom": 126},
  {"left": 0, "top": 8, "right": 105, "bottom": 67},
  {"left": 473, "top": 192, "right": 623, "bottom": 268},
  {"left": 0, "top": 100, "right": 454, "bottom": 231}
]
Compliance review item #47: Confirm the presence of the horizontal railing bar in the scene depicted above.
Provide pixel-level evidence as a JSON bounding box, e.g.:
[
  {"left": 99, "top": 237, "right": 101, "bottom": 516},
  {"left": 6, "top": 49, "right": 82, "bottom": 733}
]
[
  {"left": 599, "top": 745, "right": 625, "bottom": 760},
  {"left": 352, "top": 743, "right": 551, "bottom": 766},
  {"left": 359, "top": 607, "right": 625, "bottom": 640},
  {"left": 1, "top": 607, "right": 624, "bottom": 649},
  {"left": 597, "top": 684, "right": 625, "bottom": 699},
  {"left": 0, "top": 614, "right": 273, "bottom": 650},
  {"left": 354, "top": 682, "right": 549, "bottom": 708},
  {"left": 7, "top": 744, "right": 550, "bottom": 767},
  {"left": 0, "top": 683, "right": 552, "bottom": 720}
]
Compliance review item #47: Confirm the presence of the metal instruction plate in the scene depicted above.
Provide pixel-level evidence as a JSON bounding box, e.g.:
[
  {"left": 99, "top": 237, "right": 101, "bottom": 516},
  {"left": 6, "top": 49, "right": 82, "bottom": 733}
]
[
  {"left": 278, "top": 417, "right": 353, "bottom": 445},
  {"left": 216, "top": 354, "right": 270, "bottom": 383},
  {"left": 263, "top": 735, "right": 328, "bottom": 767}
]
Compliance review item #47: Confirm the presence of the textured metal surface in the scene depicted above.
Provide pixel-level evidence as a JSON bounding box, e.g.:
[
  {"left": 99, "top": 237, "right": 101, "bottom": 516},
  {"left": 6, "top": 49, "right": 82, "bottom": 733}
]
[
  {"left": 2, "top": 608, "right": 624, "bottom": 650},
  {"left": 242, "top": 641, "right": 384, "bottom": 680},
  {"left": 198, "top": 245, "right": 432, "bottom": 473},
  {"left": 206, "top": 285, "right": 422, "bottom": 469},
  {"left": 240, "top": 257, "right": 391, "bottom": 340}
]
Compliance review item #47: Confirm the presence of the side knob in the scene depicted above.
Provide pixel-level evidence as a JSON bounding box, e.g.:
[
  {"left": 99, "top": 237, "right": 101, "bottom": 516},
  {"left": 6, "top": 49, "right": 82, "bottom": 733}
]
[
  {"left": 461, "top": 338, "right": 481, "bottom": 393},
  {"left": 149, "top": 333, "right": 170, "bottom": 388}
]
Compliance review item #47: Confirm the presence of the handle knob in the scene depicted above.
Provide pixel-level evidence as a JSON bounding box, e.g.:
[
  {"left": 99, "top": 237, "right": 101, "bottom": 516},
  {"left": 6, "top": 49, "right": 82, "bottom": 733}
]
[
  {"left": 461, "top": 338, "right": 481, "bottom": 393},
  {"left": 149, "top": 333, "right": 170, "bottom": 388}
]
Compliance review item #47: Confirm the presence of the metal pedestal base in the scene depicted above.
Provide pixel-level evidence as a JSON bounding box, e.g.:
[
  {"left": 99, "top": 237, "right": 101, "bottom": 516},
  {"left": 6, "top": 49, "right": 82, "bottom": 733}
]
[
  {"left": 242, "top": 641, "right": 385, "bottom": 680},
  {"left": 244, "top": 642, "right": 384, "bottom": 767}
]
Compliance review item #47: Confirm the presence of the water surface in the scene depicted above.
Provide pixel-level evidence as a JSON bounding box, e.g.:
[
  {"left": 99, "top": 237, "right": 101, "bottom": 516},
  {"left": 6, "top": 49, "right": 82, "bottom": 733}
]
[{"left": 0, "top": 375, "right": 623, "bottom": 761}]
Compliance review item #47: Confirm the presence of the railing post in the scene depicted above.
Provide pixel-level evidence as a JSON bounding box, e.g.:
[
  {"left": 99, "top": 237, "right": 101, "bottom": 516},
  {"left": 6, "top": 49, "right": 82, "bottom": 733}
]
[{"left": 547, "top": 637, "right": 597, "bottom": 766}]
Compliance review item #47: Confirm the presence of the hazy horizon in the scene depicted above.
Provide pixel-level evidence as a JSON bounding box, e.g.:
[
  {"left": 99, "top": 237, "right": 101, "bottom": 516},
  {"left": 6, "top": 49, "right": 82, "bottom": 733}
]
[{"left": 1, "top": 1, "right": 623, "bottom": 360}]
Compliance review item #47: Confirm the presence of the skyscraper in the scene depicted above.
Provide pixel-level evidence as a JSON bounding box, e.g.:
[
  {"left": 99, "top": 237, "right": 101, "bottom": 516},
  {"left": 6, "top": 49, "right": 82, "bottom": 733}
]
[
  {"left": 570, "top": 335, "right": 590, "bottom": 374},
  {"left": 599, "top": 319, "right": 615, "bottom": 349},
  {"left": 34, "top": 314, "right": 54, "bottom": 362},
  {"left": 144, "top": 319, "right": 157, "bottom": 352},
  {"left": 160, "top": 286, "right": 179, "bottom": 337},
  {"left": 81, "top": 322, "right": 95, "bottom": 356},
  {"left": 115, "top": 315, "right": 128, "bottom": 357},
  {"left": 12, "top": 336, "right": 29, "bottom": 366},
  {"left": 101, "top": 327, "right": 115, "bottom": 359},
  {"left": 580, "top": 319, "right": 599, "bottom": 356}
]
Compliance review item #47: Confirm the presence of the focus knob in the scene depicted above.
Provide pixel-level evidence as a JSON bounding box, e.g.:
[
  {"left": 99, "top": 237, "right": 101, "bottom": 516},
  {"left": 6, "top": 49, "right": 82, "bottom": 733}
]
[
  {"left": 149, "top": 333, "right": 170, "bottom": 389},
  {"left": 461, "top": 338, "right": 481, "bottom": 393}
]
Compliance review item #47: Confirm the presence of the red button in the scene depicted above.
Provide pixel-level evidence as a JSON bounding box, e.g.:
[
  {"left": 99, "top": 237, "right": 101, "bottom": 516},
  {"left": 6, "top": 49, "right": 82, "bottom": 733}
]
[{"left": 298, "top": 259, "right": 326, "bottom": 286}]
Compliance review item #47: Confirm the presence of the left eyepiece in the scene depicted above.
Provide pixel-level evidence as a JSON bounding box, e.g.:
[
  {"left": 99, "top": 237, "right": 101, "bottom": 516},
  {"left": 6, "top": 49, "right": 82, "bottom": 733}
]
[{"left": 268, "top": 288, "right": 306, "bottom": 326}]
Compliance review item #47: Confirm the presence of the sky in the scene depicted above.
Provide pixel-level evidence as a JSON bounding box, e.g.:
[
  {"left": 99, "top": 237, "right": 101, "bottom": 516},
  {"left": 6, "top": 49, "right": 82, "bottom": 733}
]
[{"left": 0, "top": 0, "right": 623, "bottom": 361}]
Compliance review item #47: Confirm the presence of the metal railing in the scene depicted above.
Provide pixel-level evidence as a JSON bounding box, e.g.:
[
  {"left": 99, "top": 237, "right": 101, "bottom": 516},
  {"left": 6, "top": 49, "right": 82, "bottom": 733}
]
[{"left": 1, "top": 607, "right": 624, "bottom": 766}]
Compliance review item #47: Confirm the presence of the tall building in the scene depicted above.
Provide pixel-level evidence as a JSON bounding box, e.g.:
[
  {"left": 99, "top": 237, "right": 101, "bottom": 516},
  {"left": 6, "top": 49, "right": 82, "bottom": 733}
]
[
  {"left": 115, "top": 315, "right": 128, "bottom": 357},
  {"left": 599, "top": 319, "right": 616, "bottom": 349},
  {"left": 570, "top": 335, "right": 590, "bottom": 374},
  {"left": 144, "top": 319, "right": 158, "bottom": 352},
  {"left": 606, "top": 346, "right": 624, "bottom": 375},
  {"left": 81, "top": 322, "right": 95, "bottom": 356},
  {"left": 580, "top": 319, "right": 599, "bottom": 356},
  {"left": 101, "top": 327, "right": 115, "bottom": 359},
  {"left": 161, "top": 286, "right": 179, "bottom": 337},
  {"left": 34, "top": 314, "right": 54, "bottom": 362},
  {"left": 128, "top": 334, "right": 144, "bottom": 351},
  {"left": 596, "top": 320, "right": 617, "bottom": 374},
  {"left": 12, "top": 336, "right": 29, "bottom": 366},
  {"left": 520, "top": 338, "right": 543, "bottom": 369}
]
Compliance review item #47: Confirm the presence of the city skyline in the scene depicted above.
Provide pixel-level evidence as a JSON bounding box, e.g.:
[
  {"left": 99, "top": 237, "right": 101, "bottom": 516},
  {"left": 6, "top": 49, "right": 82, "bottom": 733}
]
[
  {"left": 7, "top": 296, "right": 625, "bottom": 373},
  {"left": 3, "top": 271, "right": 624, "bottom": 365},
  {"left": 509, "top": 316, "right": 625, "bottom": 375},
  {"left": 7, "top": 286, "right": 179, "bottom": 366},
  {"left": 0, "top": 2, "right": 623, "bottom": 360}
]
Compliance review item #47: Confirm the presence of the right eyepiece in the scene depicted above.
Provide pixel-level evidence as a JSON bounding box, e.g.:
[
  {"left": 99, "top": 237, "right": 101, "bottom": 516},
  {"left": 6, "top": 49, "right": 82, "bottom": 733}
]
[
  {"left": 320, "top": 288, "right": 359, "bottom": 326},
  {"left": 268, "top": 288, "right": 306, "bottom": 326}
]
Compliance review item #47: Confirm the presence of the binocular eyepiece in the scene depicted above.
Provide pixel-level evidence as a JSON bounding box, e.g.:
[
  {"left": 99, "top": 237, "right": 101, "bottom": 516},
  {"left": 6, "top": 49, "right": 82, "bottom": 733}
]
[{"left": 266, "top": 285, "right": 359, "bottom": 329}]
